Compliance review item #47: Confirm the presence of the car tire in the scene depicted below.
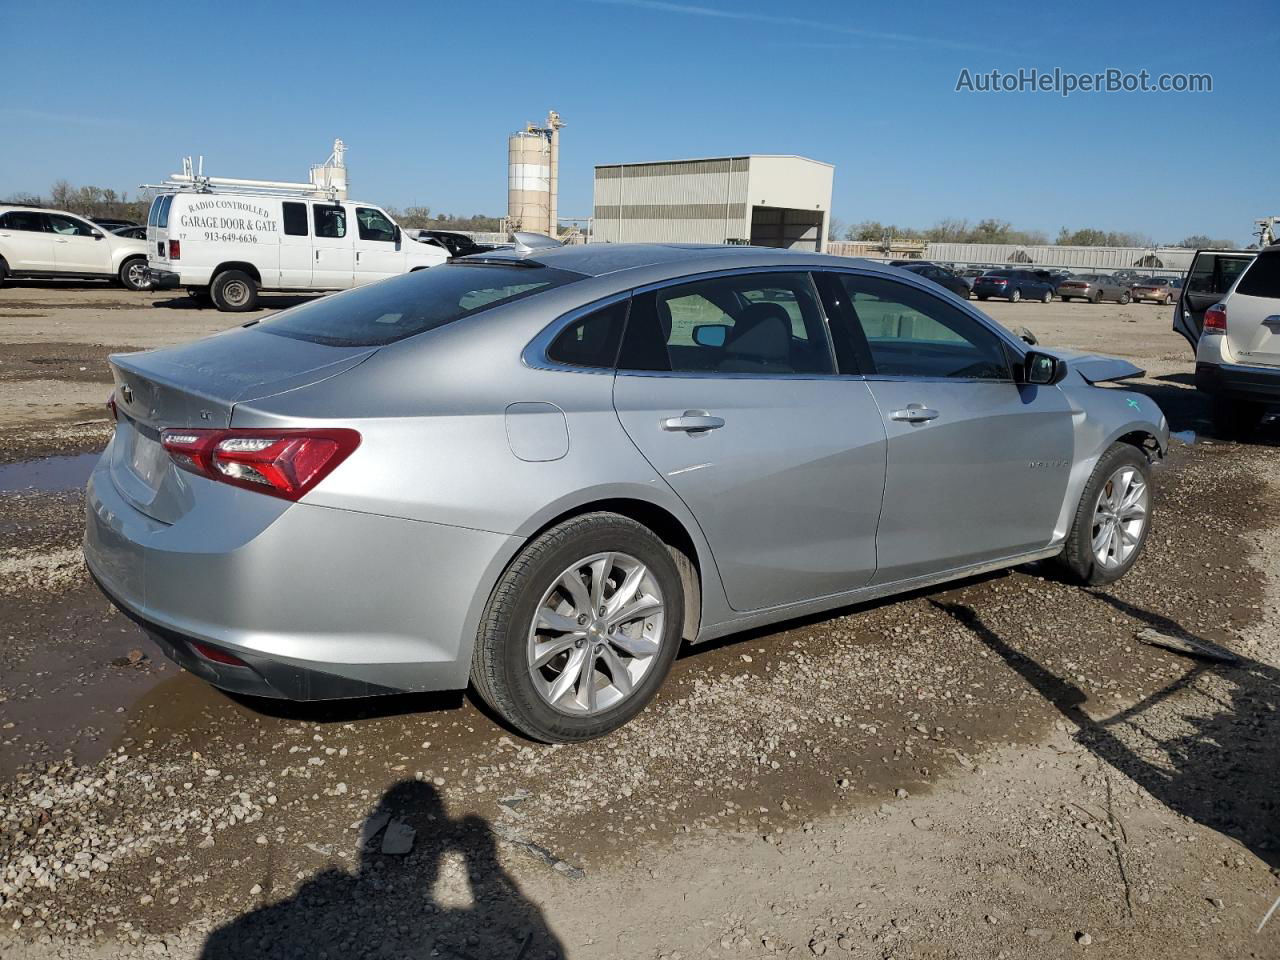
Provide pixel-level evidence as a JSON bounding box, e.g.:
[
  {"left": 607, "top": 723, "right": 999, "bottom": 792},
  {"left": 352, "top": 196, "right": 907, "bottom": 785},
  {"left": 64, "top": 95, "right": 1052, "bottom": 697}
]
[
  {"left": 1041, "top": 289, "right": 1053, "bottom": 303},
  {"left": 1091, "top": 291, "right": 1102, "bottom": 304},
  {"left": 1059, "top": 443, "right": 1153, "bottom": 586},
  {"left": 977, "top": 295, "right": 989, "bottom": 301},
  {"left": 0, "top": 258, "right": 7, "bottom": 288},
  {"left": 1119, "top": 291, "right": 1131, "bottom": 305},
  {"left": 118, "top": 257, "right": 148, "bottom": 292},
  {"left": 1209, "top": 394, "right": 1266, "bottom": 438},
  {"left": 210, "top": 270, "right": 258, "bottom": 312},
  {"left": 471, "top": 512, "right": 685, "bottom": 743},
  {"left": 1009, "top": 288, "right": 1021, "bottom": 303}
]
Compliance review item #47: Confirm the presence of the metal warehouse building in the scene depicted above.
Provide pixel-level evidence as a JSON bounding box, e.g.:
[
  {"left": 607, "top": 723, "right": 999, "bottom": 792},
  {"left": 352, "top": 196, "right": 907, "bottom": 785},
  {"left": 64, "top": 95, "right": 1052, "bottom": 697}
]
[{"left": 592, "top": 155, "right": 833, "bottom": 251}]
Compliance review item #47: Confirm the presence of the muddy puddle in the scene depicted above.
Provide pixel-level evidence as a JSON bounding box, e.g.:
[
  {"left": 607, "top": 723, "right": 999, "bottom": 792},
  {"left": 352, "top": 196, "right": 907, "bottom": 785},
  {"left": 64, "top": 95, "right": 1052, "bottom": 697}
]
[{"left": 0, "top": 451, "right": 98, "bottom": 492}]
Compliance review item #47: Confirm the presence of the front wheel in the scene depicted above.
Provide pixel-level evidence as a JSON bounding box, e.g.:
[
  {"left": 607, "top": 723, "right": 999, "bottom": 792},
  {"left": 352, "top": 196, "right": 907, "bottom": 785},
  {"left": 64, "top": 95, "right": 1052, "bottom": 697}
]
[
  {"left": 210, "top": 269, "right": 258, "bottom": 312},
  {"left": 119, "top": 257, "right": 148, "bottom": 291},
  {"left": 1091, "top": 291, "right": 1102, "bottom": 304},
  {"left": 1119, "top": 291, "right": 1131, "bottom": 305},
  {"left": 1009, "top": 288, "right": 1021, "bottom": 303},
  {"left": 1041, "top": 289, "right": 1053, "bottom": 303},
  {"left": 1059, "top": 443, "right": 1152, "bottom": 585},
  {"left": 471, "top": 512, "right": 684, "bottom": 742}
]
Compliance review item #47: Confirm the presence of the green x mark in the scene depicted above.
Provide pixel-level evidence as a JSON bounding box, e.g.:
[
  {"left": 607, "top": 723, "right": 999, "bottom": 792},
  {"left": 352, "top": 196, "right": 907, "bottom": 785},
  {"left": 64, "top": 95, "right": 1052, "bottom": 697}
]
[{"left": 1127, "top": 398, "right": 1141, "bottom": 410}]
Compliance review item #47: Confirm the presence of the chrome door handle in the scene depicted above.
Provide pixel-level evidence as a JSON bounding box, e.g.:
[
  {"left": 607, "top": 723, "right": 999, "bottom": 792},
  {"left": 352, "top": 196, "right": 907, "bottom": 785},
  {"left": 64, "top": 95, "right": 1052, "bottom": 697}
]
[
  {"left": 54, "top": 238, "right": 69, "bottom": 243},
  {"left": 662, "top": 412, "right": 725, "bottom": 433},
  {"left": 890, "top": 406, "right": 939, "bottom": 423}
]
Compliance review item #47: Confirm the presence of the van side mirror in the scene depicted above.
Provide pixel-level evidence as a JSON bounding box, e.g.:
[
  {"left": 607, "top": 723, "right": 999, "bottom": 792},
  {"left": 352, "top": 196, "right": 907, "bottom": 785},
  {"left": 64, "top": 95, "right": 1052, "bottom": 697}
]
[
  {"left": 393, "top": 225, "right": 402, "bottom": 243},
  {"left": 1023, "top": 350, "right": 1065, "bottom": 385}
]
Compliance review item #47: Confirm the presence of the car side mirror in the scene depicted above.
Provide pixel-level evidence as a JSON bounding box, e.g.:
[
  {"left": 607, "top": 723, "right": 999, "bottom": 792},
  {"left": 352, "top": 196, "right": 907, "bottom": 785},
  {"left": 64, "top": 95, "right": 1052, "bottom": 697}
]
[
  {"left": 92, "top": 232, "right": 104, "bottom": 240},
  {"left": 692, "top": 324, "right": 729, "bottom": 348},
  {"left": 1023, "top": 350, "right": 1065, "bottom": 385}
]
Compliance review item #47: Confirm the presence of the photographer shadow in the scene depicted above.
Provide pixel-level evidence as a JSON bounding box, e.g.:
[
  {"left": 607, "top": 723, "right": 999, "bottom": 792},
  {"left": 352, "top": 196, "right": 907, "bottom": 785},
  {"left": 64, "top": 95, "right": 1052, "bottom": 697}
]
[{"left": 200, "top": 779, "right": 563, "bottom": 960}]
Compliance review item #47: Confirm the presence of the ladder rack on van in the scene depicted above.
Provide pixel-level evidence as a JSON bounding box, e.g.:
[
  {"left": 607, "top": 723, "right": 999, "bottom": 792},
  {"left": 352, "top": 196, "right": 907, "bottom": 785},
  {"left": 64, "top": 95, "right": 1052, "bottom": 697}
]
[{"left": 140, "top": 155, "right": 344, "bottom": 201}]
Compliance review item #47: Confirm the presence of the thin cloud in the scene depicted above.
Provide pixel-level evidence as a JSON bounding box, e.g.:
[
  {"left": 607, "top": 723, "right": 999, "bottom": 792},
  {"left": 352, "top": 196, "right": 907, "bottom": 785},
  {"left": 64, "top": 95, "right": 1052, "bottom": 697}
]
[{"left": 578, "top": 0, "right": 996, "bottom": 53}]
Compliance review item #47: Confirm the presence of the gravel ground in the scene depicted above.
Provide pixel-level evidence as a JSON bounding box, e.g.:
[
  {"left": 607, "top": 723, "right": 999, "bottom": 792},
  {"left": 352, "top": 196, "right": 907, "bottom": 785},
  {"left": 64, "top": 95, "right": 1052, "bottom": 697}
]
[{"left": 0, "top": 282, "right": 1277, "bottom": 959}]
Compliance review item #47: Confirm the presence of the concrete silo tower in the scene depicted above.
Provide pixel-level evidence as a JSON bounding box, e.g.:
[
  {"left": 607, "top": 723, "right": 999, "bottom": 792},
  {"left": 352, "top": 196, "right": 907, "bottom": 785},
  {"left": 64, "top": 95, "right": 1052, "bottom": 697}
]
[{"left": 507, "top": 110, "right": 564, "bottom": 237}]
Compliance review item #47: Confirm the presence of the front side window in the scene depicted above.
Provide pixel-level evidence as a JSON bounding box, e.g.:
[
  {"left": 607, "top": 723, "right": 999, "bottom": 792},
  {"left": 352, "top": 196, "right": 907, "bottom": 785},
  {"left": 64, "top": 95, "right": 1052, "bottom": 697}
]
[
  {"left": 826, "top": 273, "right": 1011, "bottom": 381},
  {"left": 314, "top": 205, "right": 347, "bottom": 239},
  {"left": 260, "top": 262, "right": 582, "bottom": 347},
  {"left": 356, "top": 207, "right": 396, "bottom": 242},
  {"left": 282, "top": 202, "right": 309, "bottom": 237},
  {"left": 45, "top": 213, "right": 97, "bottom": 237},
  {"left": 0, "top": 211, "right": 47, "bottom": 232},
  {"left": 546, "top": 299, "right": 629, "bottom": 368},
  {"left": 618, "top": 272, "right": 834, "bottom": 375}
]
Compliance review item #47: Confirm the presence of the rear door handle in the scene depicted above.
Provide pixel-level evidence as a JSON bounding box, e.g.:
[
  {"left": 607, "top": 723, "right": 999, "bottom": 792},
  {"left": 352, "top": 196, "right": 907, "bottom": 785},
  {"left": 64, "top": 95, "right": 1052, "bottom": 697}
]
[
  {"left": 662, "top": 411, "right": 725, "bottom": 433},
  {"left": 890, "top": 405, "right": 939, "bottom": 423}
]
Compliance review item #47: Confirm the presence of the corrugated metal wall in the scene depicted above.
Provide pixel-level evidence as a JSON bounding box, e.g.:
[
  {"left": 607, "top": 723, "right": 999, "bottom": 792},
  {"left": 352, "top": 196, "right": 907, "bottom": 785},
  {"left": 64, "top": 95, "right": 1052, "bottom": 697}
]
[
  {"left": 593, "top": 158, "right": 750, "bottom": 244},
  {"left": 921, "top": 243, "right": 1197, "bottom": 271}
]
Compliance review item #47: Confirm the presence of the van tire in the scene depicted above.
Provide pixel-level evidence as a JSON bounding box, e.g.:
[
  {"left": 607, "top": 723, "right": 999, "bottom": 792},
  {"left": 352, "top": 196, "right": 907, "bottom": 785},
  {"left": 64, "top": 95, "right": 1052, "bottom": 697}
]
[
  {"left": 210, "top": 270, "right": 258, "bottom": 312},
  {"left": 118, "top": 257, "right": 148, "bottom": 292}
]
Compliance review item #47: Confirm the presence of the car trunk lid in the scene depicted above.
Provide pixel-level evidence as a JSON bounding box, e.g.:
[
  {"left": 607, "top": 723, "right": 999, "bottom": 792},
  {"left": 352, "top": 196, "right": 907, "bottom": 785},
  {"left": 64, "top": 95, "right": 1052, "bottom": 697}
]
[{"left": 107, "top": 328, "right": 375, "bottom": 523}]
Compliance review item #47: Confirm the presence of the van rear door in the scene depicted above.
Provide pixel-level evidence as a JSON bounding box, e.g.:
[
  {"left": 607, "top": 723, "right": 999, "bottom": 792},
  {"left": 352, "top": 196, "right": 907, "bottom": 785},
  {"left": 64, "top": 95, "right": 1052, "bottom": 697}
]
[
  {"left": 1174, "top": 249, "right": 1255, "bottom": 348},
  {"left": 147, "top": 194, "right": 174, "bottom": 269}
]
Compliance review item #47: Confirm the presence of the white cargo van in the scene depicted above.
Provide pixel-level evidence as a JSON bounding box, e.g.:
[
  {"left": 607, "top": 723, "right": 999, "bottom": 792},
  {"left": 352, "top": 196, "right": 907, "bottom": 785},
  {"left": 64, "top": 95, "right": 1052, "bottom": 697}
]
[{"left": 145, "top": 191, "right": 448, "bottom": 311}]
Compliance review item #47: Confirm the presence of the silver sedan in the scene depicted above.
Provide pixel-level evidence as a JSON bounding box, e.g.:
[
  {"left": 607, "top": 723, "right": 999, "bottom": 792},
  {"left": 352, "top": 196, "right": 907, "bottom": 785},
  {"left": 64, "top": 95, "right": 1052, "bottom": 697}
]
[{"left": 85, "top": 245, "right": 1168, "bottom": 741}]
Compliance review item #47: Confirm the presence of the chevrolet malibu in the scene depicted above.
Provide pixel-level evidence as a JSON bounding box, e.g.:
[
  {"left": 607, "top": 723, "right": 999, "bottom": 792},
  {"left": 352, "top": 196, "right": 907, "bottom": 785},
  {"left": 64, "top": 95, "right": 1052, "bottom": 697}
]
[{"left": 85, "top": 244, "right": 1169, "bottom": 742}]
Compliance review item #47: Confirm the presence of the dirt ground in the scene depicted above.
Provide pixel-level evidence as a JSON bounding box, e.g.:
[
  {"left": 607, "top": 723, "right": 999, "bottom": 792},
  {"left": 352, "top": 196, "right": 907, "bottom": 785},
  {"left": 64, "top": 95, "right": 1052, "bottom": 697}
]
[{"left": 0, "top": 280, "right": 1277, "bottom": 960}]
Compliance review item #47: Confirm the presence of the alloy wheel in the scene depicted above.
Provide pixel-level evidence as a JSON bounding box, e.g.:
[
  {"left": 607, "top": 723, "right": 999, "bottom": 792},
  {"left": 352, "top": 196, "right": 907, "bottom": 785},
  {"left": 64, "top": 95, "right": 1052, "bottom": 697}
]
[
  {"left": 526, "top": 551, "right": 665, "bottom": 715},
  {"left": 1091, "top": 466, "right": 1149, "bottom": 570},
  {"left": 126, "top": 261, "right": 147, "bottom": 290}
]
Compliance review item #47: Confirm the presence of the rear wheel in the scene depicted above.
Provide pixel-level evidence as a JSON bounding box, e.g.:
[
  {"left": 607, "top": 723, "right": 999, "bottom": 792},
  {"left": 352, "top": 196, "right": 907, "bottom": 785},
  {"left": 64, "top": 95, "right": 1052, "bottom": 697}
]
[
  {"left": 1041, "top": 288, "right": 1053, "bottom": 303},
  {"left": 118, "top": 257, "right": 147, "bottom": 291},
  {"left": 1059, "top": 443, "right": 1152, "bottom": 585},
  {"left": 471, "top": 512, "right": 684, "bottom": 742},
  {"left": 210, "top": 270, "right": 258, "bottom": 312},
  {"left": 1009, "top": 288, "right": 1021, "bottom": 303},
  {"left": 977, "top": 295, "right": 989, "bottom": 301},
  {"left": 1209, "top": 394, "right": 1266, "bottom": 438},
  {"left": 1091, "top": 290, "right": 1102, "bottom": 304},
  {"left": 1119, "top": 290, "right": 1131, "bottom": 305}
]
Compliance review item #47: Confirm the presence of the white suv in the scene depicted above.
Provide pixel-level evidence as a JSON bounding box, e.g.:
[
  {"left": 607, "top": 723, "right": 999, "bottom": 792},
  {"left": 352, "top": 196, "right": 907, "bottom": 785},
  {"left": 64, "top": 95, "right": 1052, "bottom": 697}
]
[
  {"left": 1174, "top": 245, "right": 1279, "bottom": 433},
  {"left": 0, "top": 205, "right": 150, "bottom": 290}
]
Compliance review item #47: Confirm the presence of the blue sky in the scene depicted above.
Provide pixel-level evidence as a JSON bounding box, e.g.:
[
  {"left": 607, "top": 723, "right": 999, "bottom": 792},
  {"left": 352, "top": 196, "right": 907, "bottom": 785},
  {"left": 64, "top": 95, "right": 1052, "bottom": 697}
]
[{"left": 3, "top": 0, "right": 1276, "bottom": 244}]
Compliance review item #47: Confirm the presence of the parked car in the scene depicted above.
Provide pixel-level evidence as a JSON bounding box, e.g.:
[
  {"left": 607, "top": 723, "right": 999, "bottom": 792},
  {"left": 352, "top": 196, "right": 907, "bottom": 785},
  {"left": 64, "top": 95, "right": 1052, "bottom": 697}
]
[
  {"left": 92, "top": 217, "right": 141, "bottom": 230},
  {"left": 971, "top": 269, "right": 1055, "bottom": 302},
  {"left": 1055, "top": 274, "right": 1132, "bottom": 304},
  {"left": 959, "top": 267, "right": 987, "bottom": 281},
  {"left": 111, "top": 225, "right": 147, "bottom": 240},
  {"left": 410, "top": 229, "right": 500, "bottom": 258},
  {"left": 889, "top": 260, "right": 972, "bottom": 297},
  {"left": 84, "top": 245, "right": 1168, "bottom": 741},
  {"left": 144, "top": 190, "right": 448, "bottom": 311},
  {"left": 1131, "top": 277, "right": 1177, "bottom": 304},
  {"left": 0, "top": 204, "right": 150, "bottom": 290},
  {"left": 1173, "top": 246, "right": 1274, "bottom": 433}
]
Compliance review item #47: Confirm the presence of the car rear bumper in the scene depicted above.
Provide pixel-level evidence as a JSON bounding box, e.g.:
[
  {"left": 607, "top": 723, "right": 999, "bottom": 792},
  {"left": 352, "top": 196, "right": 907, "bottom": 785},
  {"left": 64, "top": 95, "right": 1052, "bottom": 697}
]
[
  {"left": 1195, "top": 361, "right": 1280, "bottom": 400},
  {"left": 83, "top": 446, "right": 519, "bottom": 700},
  {"left": 972, "top": 285, "right": 1012, "bottom": 298}
]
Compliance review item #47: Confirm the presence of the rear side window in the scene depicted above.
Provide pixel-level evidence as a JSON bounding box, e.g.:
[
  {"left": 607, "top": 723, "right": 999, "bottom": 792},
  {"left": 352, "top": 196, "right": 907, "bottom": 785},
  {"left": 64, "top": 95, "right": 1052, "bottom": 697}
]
[
  {"left": 547, "top": 300, "right": 628, "bottom": 368},
  {"left": 282, "top": 202, "right": 309, "bottom": 237},
  {"left": 314, "top": 205, "right": 346, "bottom": 239},
  {"left": 618, "top": 272, "right": 833, "bottom": 375},
  {"left": 157, "top": 194, "right": 173, "bottom": 228},
  {"left": 0, "top": 210, "right": 46, "bottom": 231},
  {"left": 1187, "top": 254, "right": 1252, "bottom": 295},
  {"left": 1234, "top": 250, "right": 1280, "bottom": 299},
  {"left": 260, "top": 263, "right": 582, "bottom": 347}
]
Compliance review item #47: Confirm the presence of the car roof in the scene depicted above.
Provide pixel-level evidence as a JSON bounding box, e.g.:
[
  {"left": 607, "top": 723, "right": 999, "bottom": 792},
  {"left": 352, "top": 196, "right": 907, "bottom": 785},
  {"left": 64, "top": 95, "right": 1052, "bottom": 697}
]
[{"left": 460, "top": 243, "right": 904, "bottom": 282}]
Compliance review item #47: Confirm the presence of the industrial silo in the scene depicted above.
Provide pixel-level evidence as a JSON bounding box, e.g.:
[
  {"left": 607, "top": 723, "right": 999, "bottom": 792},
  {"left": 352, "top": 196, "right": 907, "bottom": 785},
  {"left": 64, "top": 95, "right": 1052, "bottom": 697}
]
[{"left": 507, "top": 110, "right": 563, "bottom": 236}]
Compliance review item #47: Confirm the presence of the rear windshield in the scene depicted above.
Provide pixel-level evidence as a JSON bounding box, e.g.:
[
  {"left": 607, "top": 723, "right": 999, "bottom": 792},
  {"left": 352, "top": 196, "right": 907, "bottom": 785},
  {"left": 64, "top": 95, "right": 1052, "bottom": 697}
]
[{"left": 259, "top": 262, "right": 583, "bottom": 347}]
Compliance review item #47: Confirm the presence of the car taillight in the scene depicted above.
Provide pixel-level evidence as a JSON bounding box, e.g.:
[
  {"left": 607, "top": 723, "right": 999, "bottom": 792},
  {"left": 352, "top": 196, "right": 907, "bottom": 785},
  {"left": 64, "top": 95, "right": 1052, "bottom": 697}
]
[
  {"left": 168, "top": 239, "right": 181, "bottom": 260},
  {"left": 159, "top": 427, "right": 360, "bottom": 500},
  {"left": 107, "top": 392, "right": 118, "bottom": 421},
  {"left": 1203, "top": 304, "right": 1227, "bottom": 332}
]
